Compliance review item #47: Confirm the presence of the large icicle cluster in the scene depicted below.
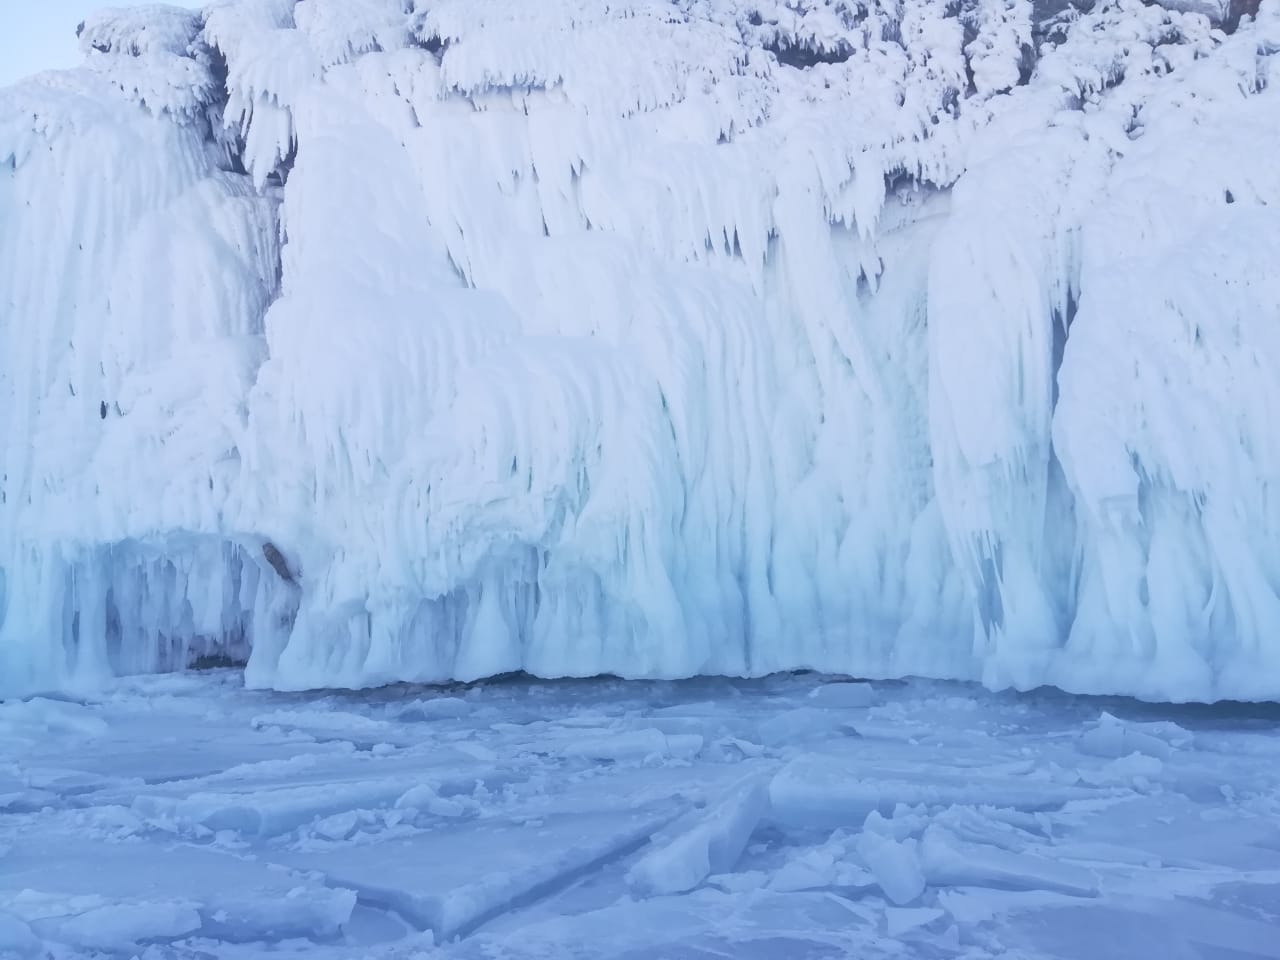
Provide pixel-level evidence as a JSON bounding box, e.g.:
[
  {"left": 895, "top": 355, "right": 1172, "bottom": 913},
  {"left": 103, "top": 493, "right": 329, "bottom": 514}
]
[{"left": 1, "top": 0, "right": 1277, "bottom": 700}]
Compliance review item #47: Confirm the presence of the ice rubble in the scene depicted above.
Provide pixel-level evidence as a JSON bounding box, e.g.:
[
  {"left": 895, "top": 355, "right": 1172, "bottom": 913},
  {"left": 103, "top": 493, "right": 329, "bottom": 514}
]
[
  {"left": 1, "top": 0, "right": 1278, "bottom": 700},
  {"left": 8, "top": 673, "right": 1280, "bottom": 958}
]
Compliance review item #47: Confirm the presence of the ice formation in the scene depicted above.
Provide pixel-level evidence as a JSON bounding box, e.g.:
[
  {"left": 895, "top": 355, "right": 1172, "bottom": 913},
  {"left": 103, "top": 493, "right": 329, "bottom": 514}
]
[{"left": 1, "top": 0, "right": 1278, "bottom": 700}]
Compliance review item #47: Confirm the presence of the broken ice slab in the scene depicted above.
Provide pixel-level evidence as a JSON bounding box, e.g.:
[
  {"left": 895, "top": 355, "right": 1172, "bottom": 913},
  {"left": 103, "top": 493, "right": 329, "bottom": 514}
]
[
  {"left": 920, "top": 825, "right": 1099, "bottom": 897},
  {"left": 133, "top": 775, "right": 457, "bottom": 838},
  {"left": 276, "top": 803, "right": 682, "bottom": 940},
  {"left": 448, "top": 886, "right": 877, "bottom": 959},
  {"left": 558, "top": 728, "right": 705, "bottom": 763},
  {"left": 628, "top": 774, "right": 772, "bottom": 895},
  {"left": 1076, "top": 712, "right": 1194, "bottom": 760},
  {"left": 768, "top": 754, "right": 1099, "bottom": 829},
  {"left": 856, "top": 831, "right": 926, "bottom": 905},
  {"left": 0, "top": 835, "right": 356, "bottom": 949},
  {"left": 122, "top": 744, "right": 528, "bottom": 837},
  {"left": 250, "top": 707, "right": 426, "bottom": 748}
]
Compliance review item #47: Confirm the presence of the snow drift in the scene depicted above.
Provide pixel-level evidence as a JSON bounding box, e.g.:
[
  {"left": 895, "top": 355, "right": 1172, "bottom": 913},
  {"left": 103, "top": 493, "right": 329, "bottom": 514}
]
[{"left": 1, "top": 0, "right": 1278, "bottom": 701}]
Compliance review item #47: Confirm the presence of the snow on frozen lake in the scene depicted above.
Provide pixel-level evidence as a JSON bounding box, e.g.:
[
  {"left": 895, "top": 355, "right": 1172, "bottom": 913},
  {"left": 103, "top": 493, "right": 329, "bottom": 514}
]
[{"left": 2, "top": 671, "right": 1279, "bottom": 959}]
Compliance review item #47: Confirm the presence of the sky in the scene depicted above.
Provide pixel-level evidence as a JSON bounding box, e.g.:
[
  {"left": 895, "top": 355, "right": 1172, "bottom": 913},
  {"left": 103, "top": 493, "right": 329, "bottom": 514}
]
[{"left": 0, "top": 0, "right": 204, "bottom": 87}]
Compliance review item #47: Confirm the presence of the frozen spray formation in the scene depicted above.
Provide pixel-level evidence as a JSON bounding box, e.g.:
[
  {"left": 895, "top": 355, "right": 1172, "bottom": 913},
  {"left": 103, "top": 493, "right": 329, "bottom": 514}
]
[{"left": 1, "top": 0, "right": 1278, "bottom": 700}]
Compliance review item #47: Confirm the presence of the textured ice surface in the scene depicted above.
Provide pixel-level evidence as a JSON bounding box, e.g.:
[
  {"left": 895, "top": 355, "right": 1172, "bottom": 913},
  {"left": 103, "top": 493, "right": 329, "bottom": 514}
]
[
  {"left": 2, "top": 0, "right": 1280, "bottom": 700},
  {"left": 3, "top": 672, "right": 1280, "bottom": 958}
]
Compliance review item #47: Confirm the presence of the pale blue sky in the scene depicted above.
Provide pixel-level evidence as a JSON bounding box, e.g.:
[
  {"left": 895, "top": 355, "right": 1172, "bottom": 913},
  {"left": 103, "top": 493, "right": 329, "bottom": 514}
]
[{"left": 0, "top": 0, "right": 203, "bottom": 87}]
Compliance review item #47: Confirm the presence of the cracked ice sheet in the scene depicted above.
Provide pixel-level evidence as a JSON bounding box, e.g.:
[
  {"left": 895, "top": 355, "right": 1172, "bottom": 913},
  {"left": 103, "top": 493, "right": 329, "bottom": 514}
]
[{"left": 3, "top": 673, "right": 1280, "bottom": 960}]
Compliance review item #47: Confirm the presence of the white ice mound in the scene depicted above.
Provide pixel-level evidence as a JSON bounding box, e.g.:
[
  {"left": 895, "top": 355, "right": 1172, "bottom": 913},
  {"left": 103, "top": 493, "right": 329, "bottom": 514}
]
[{"left": 1, "top": 0, "right": 1279, "bottom": 701}]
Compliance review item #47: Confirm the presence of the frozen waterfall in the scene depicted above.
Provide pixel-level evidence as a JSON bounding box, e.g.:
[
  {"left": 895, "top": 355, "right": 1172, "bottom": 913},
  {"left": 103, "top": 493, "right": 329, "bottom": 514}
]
[{"left": 1, "top": 0, "right": 1278, "bottom": 701}]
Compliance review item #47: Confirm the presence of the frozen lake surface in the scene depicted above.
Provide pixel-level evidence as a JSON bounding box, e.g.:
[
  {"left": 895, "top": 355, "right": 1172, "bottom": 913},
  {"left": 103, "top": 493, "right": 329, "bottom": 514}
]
[{"left": 2, "top": 671, "right": 1279, "bottom": 959}]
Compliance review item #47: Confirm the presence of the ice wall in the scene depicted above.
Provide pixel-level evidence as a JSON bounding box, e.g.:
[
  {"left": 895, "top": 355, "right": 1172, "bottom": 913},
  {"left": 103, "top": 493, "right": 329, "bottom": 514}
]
[{"left": 1, "top": 0, "right": 1278, "bottom": 701}]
